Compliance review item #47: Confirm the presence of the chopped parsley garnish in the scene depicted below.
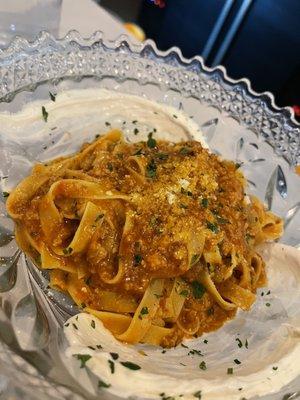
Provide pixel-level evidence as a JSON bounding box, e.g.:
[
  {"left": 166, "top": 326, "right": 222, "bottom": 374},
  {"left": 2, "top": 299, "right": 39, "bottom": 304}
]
[
  {"left": 238, "top": 388, "right": 243, "bottom": 391},
  {"left": 181, "top": 343, "right": 189, "bottom": 348},
  {"left": 64, "top": 323, "right": 69, "bottom": 327},
  {"left": 49, "top": 91, "right": 56, "bottom": 102},
  {"left": 132, "top": 120, "right": 137, "bottom": 124},
  {"left": 227, "top": 367, "right": 233, "bottom": 374},
  {"left": 266, "top": 290, "right": 271, "bottom": 295},
  {"left": 193, "top": 391, "right": 202, "bottom": 399},
  {"left": 85, "top": 276, "right": 92, "bottom": 285},
  {"left": 191, "top": 280, "right": 206, "bottom": 299},
  {"left": 181, "top": 187, "right": 193, "bottom": 196},
  {"left": 179, "top": 203, "right": 188, "bottom": 209},
  {"left": 96, "top": 344, "right": 102, "bottom": 349},
  {"left": 35, "top": 254, "right": 42, "bottom": 266},
  {"left": 95, "top": 134, "right": 100, "bottom": 139},
  {"left": 210, "top": 264, "right": 217, "bottom": 274},
  {"left": 134, "top": 148, "right": 143, "bottom": 156},
  {"left": 98, "top": 379, "right": 111, "bottom": 388},
  {"left": 272, "top": 366, "right": 278, "bottom": 371},
  {"left": 199, "top": 361, "right": 207, "bottom": 370},
  {"left": 245, "top": 339, "right": 249, "bottom": 349},
  {"left": 134, "top": 254, "right": 143, "bottom": 266},
  {"left": 91, "top": 320, "right": 96, "bottom": 329},
  {"left": 139, "top": 307, "right": 149, "bottom": 319},
  {"left": 234, "top": 358, "right": 241, "bottom": 365},
  {"left": 63, "top": 247, "right": 73, "bottom": 255},
  {"left": 156, "top": 152, "right": 168, "bottom": 161},
  {"left": 245, "top": 233, "right": 252, "bottom": 244},
  {"left": 2, "top": 191, "right": 9, "bottom": 198},
  {"left": 72, "top": 323, "right": 78, "bottom": 330},
  {"left": 108, "top": 359, "right": 115, "bottom": 374},
  {"left": 201, "top": 198, "right": 208, "bottom": 208},
  {"left": 179, "top": 146, "right": 194, "bottom": 156},
  {"left": 120, "top": 361, "right": 141, "bottom": 370},
  {"left": 146, "top": 159, "right": 157, "bottom": 178},
  {"left": 188, "top": 349, "right": 203, "bottom": 356},
  {"left": 179, "top": 289, "right": 189, "bottom": 297},
  {"left": 216, "top": 216, "right": 229, "bottom": 224},
  {"left": 81, "top": 302, "right": 86, "bottom": 308},
  {"left": 161, "top": 349, "right": 166, "bottom": 354},
  {"left": 236, "top": 338, "right": 243, "bottom": 348},
  {"left": 110, "top": 352, "right": 119, "bottom": 360},
  {"left": 147, "top": 132, "right": 157, "bottom": 148},
  {"left": 42, "top": 106, "right": 48, "bottom": 122},
  {"left": 190, "top": 254, "right": 200, "bottom": 267},
  {"left": 88, "top": 346, "right": 95, "bottom": 350},
  {"left": 235, "top": 162, "right": 242, "bottom": 169},
  {"left": 149, "top": 215, "right": 162, "bottom": 228},
  {"left": 134, "top": 128, "right": 139, "bottom": 135},
  {"left": 206, "top": 307, "right": 214, "bottom": 316},
  {"left": 203, "top": 339, "right": 208, "bottom": 344},
  {"left": 107, "top": 163, "right": 113, "bottom": 172},
  {"left": 266, "top": 303, "right": 271, "bottom": 307},
  {"left": 73, "top": 354, "right": 91, "bottom": 368},
  {"left": 105, "top": 121, "right": 111, "bottom": 126},
  {"left": 206, "top": 221, "right": 219, "bottom": 233},
  {"left": 173, "top": 114, "right": 178, "bottom": 118},
  {"left": 95, "top": 213, "right": 104, "bottom": 222}
]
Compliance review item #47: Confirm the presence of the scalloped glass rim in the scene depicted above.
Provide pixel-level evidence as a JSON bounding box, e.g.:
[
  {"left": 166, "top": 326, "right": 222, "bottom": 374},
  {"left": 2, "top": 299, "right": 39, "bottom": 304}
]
[{"left": 0, "top": 30, "right": 299, "bottom": 165}]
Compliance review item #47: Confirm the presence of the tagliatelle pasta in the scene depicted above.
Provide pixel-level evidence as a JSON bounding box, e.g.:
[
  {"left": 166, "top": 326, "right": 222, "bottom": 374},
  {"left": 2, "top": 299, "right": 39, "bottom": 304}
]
[{"left": 6, "top": 129, "right": 283, "bottom": 347}]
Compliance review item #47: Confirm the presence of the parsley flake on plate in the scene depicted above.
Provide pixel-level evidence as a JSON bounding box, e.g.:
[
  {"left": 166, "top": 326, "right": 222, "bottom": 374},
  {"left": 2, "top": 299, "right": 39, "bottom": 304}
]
[
  {"left": 110, "top": 352, "right": 119, "bottom": 360},
  {"left": 120, "top": 361, "right": 141, "bottom": 370},
  {"left": 199, "top": 361, "right": 207, "bottom": 370},
  {"left": 108, "top": 359, "right": 115, "bottom": 374},
  {"left": 193, "top": 391, "right": 202, "bottom": 399},
  {"left": 98, "top": 379, "right": 111, "bottom": 388},
  {"left": 73, "top": 354, "right": 91, "bottom": 368},
  {"left": 42, "top": 106, "right": 48, "bottom": 122},
  {"left": 49, "top": 91, "right": 56, "bottom": 102}
]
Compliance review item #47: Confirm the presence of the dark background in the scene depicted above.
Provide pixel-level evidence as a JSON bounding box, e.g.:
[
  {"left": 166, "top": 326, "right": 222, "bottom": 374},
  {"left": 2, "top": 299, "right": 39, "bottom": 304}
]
[{"left": 101, "top": 0, "right": 300, "bottom": 110}]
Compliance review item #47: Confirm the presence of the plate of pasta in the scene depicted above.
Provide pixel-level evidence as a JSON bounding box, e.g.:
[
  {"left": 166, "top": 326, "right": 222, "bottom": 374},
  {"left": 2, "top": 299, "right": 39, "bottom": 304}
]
[{"left": 0, "top": 32, "right": 299, "bottom": 400}]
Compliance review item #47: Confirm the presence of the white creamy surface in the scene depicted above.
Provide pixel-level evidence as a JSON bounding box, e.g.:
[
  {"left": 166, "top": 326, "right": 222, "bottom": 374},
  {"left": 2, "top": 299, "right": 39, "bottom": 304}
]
[
  {"left": 0, "top": 89, "right": 207, "bottom": 192},
  {"left": 62, "top": 243, "right": 300, "bottom": 400}
]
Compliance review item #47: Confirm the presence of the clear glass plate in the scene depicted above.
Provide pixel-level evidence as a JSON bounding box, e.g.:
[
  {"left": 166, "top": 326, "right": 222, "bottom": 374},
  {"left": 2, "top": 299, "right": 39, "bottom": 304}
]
[{"left": 0, "top": 31, "right": 299, "bottom": 400}]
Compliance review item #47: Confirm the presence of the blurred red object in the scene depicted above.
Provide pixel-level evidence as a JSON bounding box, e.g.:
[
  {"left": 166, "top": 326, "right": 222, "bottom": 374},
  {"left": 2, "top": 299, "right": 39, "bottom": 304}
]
[
  {"left": 152, "top": 0, "right": 165, "bottom": 8},
  {"left": 292, "top": 105, "right": 300, "bottom": 117}
]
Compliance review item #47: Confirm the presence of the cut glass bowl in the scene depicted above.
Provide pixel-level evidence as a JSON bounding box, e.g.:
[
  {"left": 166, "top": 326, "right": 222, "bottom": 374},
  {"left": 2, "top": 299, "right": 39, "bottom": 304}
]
[{"left": 0, "top": 31, "right": 299, "bottom": 400}]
